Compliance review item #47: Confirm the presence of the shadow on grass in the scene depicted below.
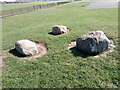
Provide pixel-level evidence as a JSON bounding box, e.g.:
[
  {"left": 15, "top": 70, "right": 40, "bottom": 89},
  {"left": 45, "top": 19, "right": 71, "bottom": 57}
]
[
  {"left": 9, "top": 48, "right": 26, "bottom": 58},
  {"left": 48, "top": 32, "right": 63, "bottom": 36},
  {"left": 70, "top": 47, "right": 99, "bottom": 58}
]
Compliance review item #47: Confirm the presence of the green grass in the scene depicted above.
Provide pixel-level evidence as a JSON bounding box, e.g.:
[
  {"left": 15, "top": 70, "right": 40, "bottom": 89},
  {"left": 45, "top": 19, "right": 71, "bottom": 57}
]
[
  {"left": 2, "top": 2, "right": 119, "bottom": 88},
  {"left": 1, "top": 1, "right": 65, "bottom": 11},
  {"left": 0, "top": 15, "right": 1, "bottom": 55}
]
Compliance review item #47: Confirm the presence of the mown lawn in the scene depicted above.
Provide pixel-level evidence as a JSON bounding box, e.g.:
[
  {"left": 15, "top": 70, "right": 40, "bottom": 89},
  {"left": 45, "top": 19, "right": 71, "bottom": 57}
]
[
  {"left": 2, "top": 1, "right": 119, "bottom": 88},
  {"left": 1, "top": 1, "right": 63, "bottom": 11}
]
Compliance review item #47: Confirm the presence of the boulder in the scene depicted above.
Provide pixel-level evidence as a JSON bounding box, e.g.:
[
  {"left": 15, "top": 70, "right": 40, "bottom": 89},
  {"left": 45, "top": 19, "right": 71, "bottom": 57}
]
[
  {"left": 76, "top": 31, "right": 110, "bottom": 55},
  {"left": 15, "top": 40, "right": 38, "bottom": 56},
  {"left": 52, "top": 25, "right": 69, "bottom": 35}
]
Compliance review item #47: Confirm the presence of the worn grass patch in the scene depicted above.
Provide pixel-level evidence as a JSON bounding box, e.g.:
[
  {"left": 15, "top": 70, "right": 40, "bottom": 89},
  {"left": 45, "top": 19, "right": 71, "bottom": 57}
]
[{"left": 2, "top": 2, "right": 119, "bottom": 88}]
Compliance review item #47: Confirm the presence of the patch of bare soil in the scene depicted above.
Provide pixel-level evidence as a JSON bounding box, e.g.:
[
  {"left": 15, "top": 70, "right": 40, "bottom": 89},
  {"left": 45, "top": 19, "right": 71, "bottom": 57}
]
[
  {"left": 68, "top": 40, "right": 116, "bottom": 58},
  {"left": 2, "top": 42, "right": 48, "bottom": 60}
]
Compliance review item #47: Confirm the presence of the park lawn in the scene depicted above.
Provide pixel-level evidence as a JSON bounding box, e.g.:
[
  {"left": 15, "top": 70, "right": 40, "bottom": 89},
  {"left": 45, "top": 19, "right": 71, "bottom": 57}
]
[
  {"left": 1, "top": 1, "right": 64, "bottom": 11},
  {"left": 2, "top": 2, "right": 119, "bottom": 88}
]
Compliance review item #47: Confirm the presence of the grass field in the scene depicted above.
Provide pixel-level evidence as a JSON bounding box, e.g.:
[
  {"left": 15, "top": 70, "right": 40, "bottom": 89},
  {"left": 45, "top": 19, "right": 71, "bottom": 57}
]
[
  {"left": 1, "top": 1, "right": 66, "bottom": 11},
  {"left": 2, "top": 1, "right": 119, "bottom": 88}
]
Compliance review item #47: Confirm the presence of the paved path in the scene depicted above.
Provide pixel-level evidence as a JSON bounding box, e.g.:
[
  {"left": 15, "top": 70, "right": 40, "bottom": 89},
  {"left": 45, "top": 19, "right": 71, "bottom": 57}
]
[{"left": 87, "top": 1, "right": 120, "bottom": 9}]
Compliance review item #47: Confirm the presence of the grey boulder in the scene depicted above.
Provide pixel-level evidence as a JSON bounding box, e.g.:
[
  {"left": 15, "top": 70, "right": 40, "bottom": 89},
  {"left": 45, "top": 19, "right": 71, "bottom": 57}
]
[
  {"left": 15, "top": 40, "right": 38, "bottom": 56},
  {"left": 52, "top": 25, "right": 69, "bottom": 35},
  {"left": 76, "top": 31, "right": 110, "bottom": 54}
]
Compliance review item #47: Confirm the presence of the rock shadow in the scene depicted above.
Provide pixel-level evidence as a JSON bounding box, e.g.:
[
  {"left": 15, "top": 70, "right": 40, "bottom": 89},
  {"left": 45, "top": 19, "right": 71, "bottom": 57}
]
[
  {"left": 48, "top": 32, "right": 64, "bottom": 36},
  {"left": 9, "top": 48, "right": 26, "bottom": 58},
  {"left": 70, "top": 47, "right": 89, "bottom": 58},
  {"left": 70, "top": 46, "right": 99, "bottom": 58}
]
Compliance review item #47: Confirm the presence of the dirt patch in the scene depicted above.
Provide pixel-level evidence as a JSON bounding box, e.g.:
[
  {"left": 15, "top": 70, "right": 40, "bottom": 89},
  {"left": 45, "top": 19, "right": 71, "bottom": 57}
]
[
  {"left": 68, "top": 39, "right": 116, "bottom": 58},
  {"left": 2, "top": 42, "right": 48, "bottom": 60}
]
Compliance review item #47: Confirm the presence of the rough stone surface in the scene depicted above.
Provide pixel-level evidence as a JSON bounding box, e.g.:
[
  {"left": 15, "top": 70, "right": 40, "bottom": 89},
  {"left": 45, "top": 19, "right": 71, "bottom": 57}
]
[
  {"left": 15, "top": 40, "right": 38, "bottom": 56},
  {"left": 76, "top": 31, "right": 110, "bottom": 54},
  {"left": 52, "top": 25, "right": 68, "bottom": 35}
]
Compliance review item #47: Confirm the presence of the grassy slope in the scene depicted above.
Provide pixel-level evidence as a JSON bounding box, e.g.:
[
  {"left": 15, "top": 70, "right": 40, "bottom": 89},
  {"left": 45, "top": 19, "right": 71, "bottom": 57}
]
[
  {"left": 1, "top": 1, "right": 61, "bottom": 11},
  {"left": 2, "top": 2, "right": 119, "bottom": 88}
]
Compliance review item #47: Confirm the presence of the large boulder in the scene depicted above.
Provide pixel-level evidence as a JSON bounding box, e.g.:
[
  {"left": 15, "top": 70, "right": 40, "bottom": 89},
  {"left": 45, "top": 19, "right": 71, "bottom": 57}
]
[
  {"left": 15, "top": 40, "right": 38, "bottom": 56},
  {"left": 76, "top": 31, "right": 110, "bottom": 55},
  {"left": 52, "top": 25, "right": 69, "bottom": 35}
]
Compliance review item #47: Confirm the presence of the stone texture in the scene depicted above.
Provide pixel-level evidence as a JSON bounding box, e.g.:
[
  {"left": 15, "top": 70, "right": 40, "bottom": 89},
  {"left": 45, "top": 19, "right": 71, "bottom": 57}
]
[
  {"left": 76, "top": 31, "right": 110, "bottom": 54},
  {"left": 15, "top": 40, "right": 38, "bottom": 56},
  {"left": 52, "top": 25, "right": 68, "bottom": 35}
]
